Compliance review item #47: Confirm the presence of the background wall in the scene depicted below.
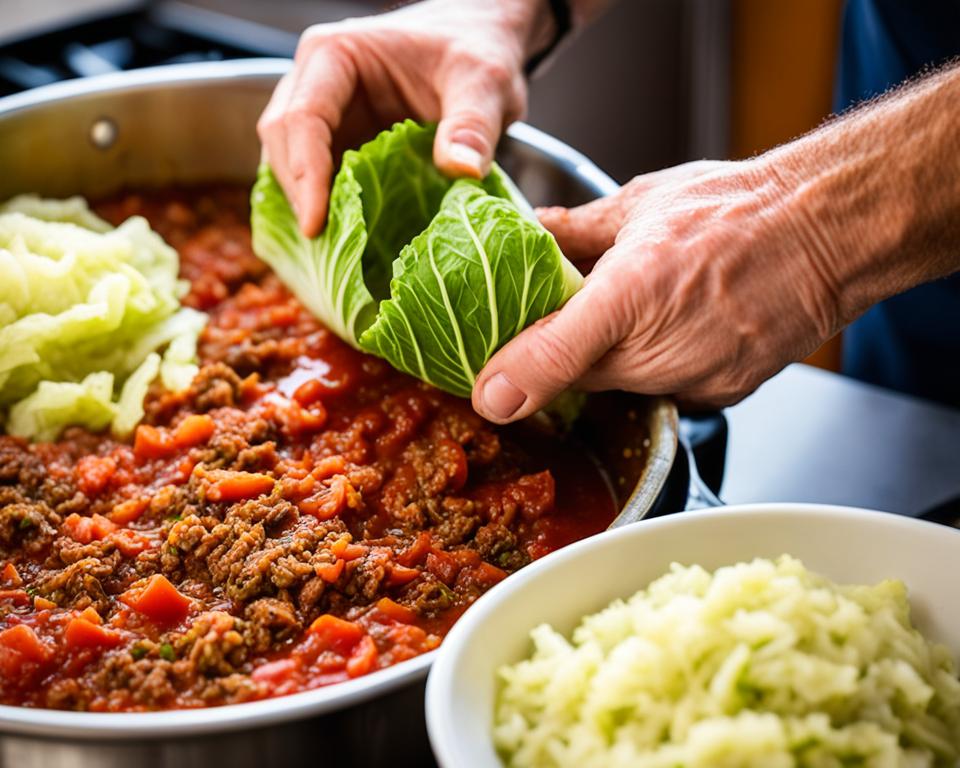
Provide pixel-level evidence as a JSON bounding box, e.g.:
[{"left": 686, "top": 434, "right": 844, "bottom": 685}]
[{"left": 730, "top": 0, "right": 844, "bottom": 369}]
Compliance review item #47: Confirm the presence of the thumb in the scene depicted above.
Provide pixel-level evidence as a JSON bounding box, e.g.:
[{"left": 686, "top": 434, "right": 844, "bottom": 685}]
[
  {"left": 434, "top": 70, "right": 519, "bottom": 179},
  {"left": 472, "top": 280, "right": 617, "bottom": 423}
]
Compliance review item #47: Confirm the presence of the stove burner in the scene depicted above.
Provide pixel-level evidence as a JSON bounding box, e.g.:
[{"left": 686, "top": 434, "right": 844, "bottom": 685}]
[{"left": 0, "top": 3, "right": 297, "bottom": 97}]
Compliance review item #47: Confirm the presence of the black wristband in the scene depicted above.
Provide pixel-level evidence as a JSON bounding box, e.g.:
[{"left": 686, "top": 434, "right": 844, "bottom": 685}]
[{"left": 524, "top": 0, "right": 572, "bottom": 76}]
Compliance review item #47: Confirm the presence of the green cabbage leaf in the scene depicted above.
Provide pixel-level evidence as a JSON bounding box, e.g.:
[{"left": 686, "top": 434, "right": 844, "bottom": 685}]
[
  {"left": 0, "top": 196, "right": 206, "bottom": 441},
  {"left": 251, "top": 120, "right": 582, "bottom": 397}
]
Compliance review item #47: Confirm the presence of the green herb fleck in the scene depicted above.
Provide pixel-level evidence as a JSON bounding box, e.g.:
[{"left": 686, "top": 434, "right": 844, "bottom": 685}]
[
  {"left": 130, "top": 645, "right": 148, "bottom": 661},
  {"left": 159, "top": 643, "right": 175, "bottom": 662},
  {"left": 167, "top": 545, "right": 179, "bottom": 556},
  {"left": 25, "top": 586, "right": 38, "bottom": 597},
  {"left": 18, "top": 517, "right": 34, "bottom": 530},
  {"left": 166, "top": 514, "right": 182, "bottom": 522}
]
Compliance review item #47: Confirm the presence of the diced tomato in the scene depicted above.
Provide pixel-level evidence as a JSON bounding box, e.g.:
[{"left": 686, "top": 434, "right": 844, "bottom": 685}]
[
  {"left": 0, "top": 590, "right": 29, "bottom": 605},
  {"left": 110, "top": 529, "right": 153, "bottom": 558},
  {"left": 75, "top": 455, "right": 117, "bottom": 496},
  {"left": 265, "top": 302, "right": 300, "bottom": 328},
  {"left": 252, "top": 657, "right": 299, "bottom": 685},
  {"left": 161, "top": 455, "right": 196, "bottom": 485},
  {"left": 459, "top": 561, "right": 508, "bottom": 589},
  {"left": 311, "top": 455, "right": 347, "bottom": 481},
  {"left": 315, "top": 560, "right": 345, "bottom": 583},
  {"left": 0, "top": 563, "right": 22, "bottom": 587},
  {"left": 133, "top": 424, "right": 176, "bottom": 460},
  {"left": 437, "top": 438, "right": 468, "bottom": 492},
  {"left": 120, "top": 574, "right": 192, "bottom": 626},
  {"left": 62, "top": 513, "right": 117, "bottom": 543},
  {"left": 107, "top": 497, "right": 149, "bottom": 525},
  {"left": 206, "top": 471, "right": 275, "bottom": 503},
  {"left": 345, "top": 635, "right": 378, "bottom": 678},
  {"left": 375, "top": 597, "right": 417, "bottom": 625},
  {"left": 238, "top": 372, "right": 268, "bottom": 403},
  {"left": 34, "top": 596, "right": 57, "bottom": 611},
  {"left": 396, "top": 532, "right": 432, "bottom": 567},
  {"left": 386, "top": 563, "right": 420, "bottom": 587},
  {"left": 64, "top": 618, "right": 123, "bottom": 649},
  {"left": 172, "top": 414, "right": 215, "bottom": 448},
  {"left": 292, "top": 379, "right": 325, "bottom": 407},
  {"left": 299, "top": 475, "right": 357, "bottom": 520},
  {"left": 330, "top": 537, "right": 365, "bottom": 561},
  {"left": 0, "top": 624, "right": 50, "bottom": 664},
  {"left": 79, "top": 606, "right": 102, "bottom": 625},
  {"left": 262, "top": 395, "right": 327, "bottom": 437},
  {"left": 425, "top": 551, "right": 459, "bottom": 586},
  {"left": 451, "top": 549, "right": 482, "bottom": 568},
  {"left": 308, "top": 614, "right": 364, "bottom": 655}
]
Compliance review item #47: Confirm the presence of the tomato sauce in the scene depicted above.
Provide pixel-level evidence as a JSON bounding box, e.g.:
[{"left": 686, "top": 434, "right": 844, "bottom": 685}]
[{"left": 0, "top": 186, "right": 618, "bottom": 711}]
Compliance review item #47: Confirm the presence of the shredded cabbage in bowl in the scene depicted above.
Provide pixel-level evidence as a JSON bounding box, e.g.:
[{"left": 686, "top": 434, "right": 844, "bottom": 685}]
[
  {"left": 494, "top": 556, "right": 960, "bottom": 768},
  {"left": 0, "top": 195, "right": 206, "bottom": 441}
]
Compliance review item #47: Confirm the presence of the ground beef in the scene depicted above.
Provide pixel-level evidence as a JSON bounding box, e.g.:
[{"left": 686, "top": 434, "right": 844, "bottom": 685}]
[
  {"left": 244, "top": 597, "right": 301, "bottom": 653},
  {"left": 431, "top": 498, "right": 480, "bottom": 548},
  {"left": 34, "top": 553, "right": 119, "bottom": 614},
  {"left": 0, "top": 499, "right": 59, "bottom": 556},
  {"left": 406, "top": 575, "right": 456, "bottom": 616},
  {"left": 176, "top": 611, "right": 247, "bottom": 676},
  {"left": 188, "top": 363, "right": 243, "bottom": 412},
  {"left": 90, "top": 652, "right": 179, "bottom": 709},
  {"left": 0, "top": 436, "right": 45, "bottom": 489},
  {"left": 166, "top": 496, "right": 349, "bottom": 607}
]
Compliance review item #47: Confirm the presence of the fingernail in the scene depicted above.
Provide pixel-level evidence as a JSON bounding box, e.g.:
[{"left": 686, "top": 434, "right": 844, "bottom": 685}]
[
  {"left": 448, "top": 142, "right": 484, "bottom": 174},
  {"left": 481, "top": 373, "right": 527, "bottom": 421}
]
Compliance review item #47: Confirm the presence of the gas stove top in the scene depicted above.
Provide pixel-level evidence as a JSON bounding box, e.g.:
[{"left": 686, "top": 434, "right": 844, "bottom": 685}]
[{"left": 0, "top": 0, "right": 299, "bottom": 96}]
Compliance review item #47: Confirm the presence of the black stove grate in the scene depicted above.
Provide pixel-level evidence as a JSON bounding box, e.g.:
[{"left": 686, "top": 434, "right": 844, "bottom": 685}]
[{"left": 0, "top": 3, "right": 297, "bottom": 97}]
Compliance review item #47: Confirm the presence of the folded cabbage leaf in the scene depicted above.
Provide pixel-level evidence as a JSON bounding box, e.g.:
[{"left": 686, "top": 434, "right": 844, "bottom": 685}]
[{"left": 251, "top": 120, "right": 582, "bottom": 397}]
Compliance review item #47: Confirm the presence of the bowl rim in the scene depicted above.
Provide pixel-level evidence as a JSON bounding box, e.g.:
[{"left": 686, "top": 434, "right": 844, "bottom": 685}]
[{"left": 424, "top": 502, "right": 960, "bottom": 768}]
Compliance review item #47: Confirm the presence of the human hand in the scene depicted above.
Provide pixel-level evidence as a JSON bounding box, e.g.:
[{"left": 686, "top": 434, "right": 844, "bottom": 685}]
[
  {"left": 472, "top": 158, "right": 844, "bottom": 422},
  {"left": 258, "top": 0, "right": 549, "bottom": 236}
]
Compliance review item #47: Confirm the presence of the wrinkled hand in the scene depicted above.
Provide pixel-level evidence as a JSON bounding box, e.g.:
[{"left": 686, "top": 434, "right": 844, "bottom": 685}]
[
  {"left": 258, "top": 0, "right": 538, "bottom": 236},
  {"left": 472, "top": 159, "right": 843, "bottom": 422}
]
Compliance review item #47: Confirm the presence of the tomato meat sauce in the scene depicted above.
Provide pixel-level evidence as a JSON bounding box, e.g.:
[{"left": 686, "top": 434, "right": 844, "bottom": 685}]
[{"left": 0, "top": 186, "right": 617, "bottom": 712}]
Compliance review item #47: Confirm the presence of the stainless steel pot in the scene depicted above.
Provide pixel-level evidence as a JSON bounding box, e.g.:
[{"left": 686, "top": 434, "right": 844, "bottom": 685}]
[{"left": 0, "top": 59, "right": 678, "bottom": 768}]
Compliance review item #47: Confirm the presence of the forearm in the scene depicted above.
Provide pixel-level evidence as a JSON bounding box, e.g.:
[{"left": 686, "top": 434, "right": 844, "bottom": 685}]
[
  {"left": 765, "top": 62, "right": 960, "bottom": 333},
  {"left": 425, "top": 0, "right": 612, "bottom": 64}
]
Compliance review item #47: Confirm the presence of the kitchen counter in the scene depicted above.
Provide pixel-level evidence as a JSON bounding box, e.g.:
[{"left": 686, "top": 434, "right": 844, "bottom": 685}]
[{"left": 722, "top": 363, "right": 960, "bottom": 516}]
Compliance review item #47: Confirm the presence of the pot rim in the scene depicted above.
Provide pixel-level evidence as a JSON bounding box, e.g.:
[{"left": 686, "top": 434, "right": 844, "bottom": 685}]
[{"left": 0, "top": 59, "right": 641, "bottom": 739}]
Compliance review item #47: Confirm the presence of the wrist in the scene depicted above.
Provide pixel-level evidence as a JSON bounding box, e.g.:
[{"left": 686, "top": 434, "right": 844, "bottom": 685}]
[
  {"left": 759, "top": 64, "right": 960, "bottom": 331},
  {"left": 495, "top": 0, "right": 557, "bottom": 61}
]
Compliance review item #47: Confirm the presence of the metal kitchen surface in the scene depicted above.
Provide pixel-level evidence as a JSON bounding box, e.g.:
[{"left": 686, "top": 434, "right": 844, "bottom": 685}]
[{"left": 723, "top": 363, "right": 960, "bottom": 519}]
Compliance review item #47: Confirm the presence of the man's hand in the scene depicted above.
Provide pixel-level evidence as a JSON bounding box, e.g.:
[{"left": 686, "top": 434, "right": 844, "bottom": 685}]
[
  {"left": 473, "top": 62, "right": 960, "bottom": 423},
  {"left": 258, "top": 0, "right": 551, "bottom": 237},
  {"left": 472, "top": 159, "right": 842, "bottom": 421}
]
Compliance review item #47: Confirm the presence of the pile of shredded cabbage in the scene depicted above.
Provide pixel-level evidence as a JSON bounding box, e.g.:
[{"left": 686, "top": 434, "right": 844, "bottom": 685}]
[
  {"left": 0, "top": 195, "right": 206, "bottom": 441},
  {"left": 494, "top": 556, "right": 960, "bottom": 768}
]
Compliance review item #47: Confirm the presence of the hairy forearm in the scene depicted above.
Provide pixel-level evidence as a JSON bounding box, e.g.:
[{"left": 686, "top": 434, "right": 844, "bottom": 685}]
[{"left": 764, "top": 62, "right": 960, "bottom": 333}]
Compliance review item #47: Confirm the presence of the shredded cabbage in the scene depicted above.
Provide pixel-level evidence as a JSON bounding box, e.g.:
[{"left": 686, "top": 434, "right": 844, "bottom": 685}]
[
  {"left": 495, "top": 556, "right": 960, "bottom": 768},
  {"left": 0, "top": 196, "right": 206, "bottom": 441}
]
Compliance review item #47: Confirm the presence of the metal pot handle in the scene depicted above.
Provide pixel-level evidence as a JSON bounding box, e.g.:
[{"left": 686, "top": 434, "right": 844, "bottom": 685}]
[{"left": 679, "top": 412, "right": 726, "bottom": 509}]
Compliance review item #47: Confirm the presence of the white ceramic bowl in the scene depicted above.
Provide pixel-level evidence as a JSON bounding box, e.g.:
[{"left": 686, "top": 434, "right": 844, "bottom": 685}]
[{"left": 425, "top": 503, "right": 960, "bottom": 768}]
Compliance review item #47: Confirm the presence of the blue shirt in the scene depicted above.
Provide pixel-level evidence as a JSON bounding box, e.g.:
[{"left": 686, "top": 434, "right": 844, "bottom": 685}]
[{"left": 837, "top": 0, "right": 960, "bottom": 407}]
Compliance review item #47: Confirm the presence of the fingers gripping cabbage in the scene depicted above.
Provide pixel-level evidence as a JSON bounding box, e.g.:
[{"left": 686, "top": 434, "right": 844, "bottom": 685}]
[
  {"left": 0, "top": 196, "right": 206, "bottom": 441},
  {"left": 251, "top": 121, "right": 583, "bottom": 398}
]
